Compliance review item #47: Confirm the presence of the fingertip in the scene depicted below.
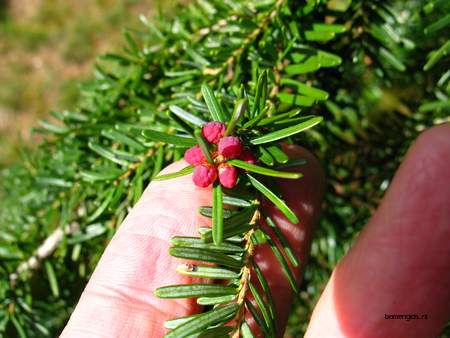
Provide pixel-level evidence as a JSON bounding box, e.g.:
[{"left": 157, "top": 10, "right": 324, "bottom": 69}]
[
  {"left": 278, "top": 144, "right": 325, "bottom": 223},
  {"left": 399, "top": 123, "right": 450, "bottom": 191},
  {"left": 415, "top": 123, "right": 450, "bottom": 154},
  {"left": 280, "top": 144, "right": 325, "bottom": 193},
  {"left": 249, "top": 145, "right": 325, "bottom": 337},
  {"left": 305, "top": 124, "right": 450, "bottom": 338}
]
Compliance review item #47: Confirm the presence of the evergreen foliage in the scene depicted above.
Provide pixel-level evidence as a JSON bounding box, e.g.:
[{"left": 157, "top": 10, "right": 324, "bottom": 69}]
[{"left": 0, "top": 0, "right": 449, "bottom": 336}]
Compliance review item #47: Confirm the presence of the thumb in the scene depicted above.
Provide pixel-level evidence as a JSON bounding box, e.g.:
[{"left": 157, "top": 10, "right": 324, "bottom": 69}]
[
  {"left": 245, "top": 144, "right": 324, "bottom": 337},
  {"left": 61, "top": 145, "right": 324, "bottom": 338},
  {"left": 304, "top": 124, "right": 450, "bottom": 338}
]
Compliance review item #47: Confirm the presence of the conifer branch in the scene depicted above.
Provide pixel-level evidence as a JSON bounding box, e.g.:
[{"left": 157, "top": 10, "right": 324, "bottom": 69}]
[
  {"left": 9, "top": 222, "right": 79, "bottom": 286},
  {"left": 1, "top": 0, "right": 448, "bottom": 336},
  {"left": 203, "top": 0, "right": 284, "bottom": 80}
]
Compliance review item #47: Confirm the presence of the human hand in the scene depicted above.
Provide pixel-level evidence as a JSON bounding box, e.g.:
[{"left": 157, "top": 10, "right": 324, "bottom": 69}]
[
  {"left": 61, "top": 124, "right": 450, "bottom": 338},
  {"left": 305, "top": 124, "right": 450, "bottom": 338}
]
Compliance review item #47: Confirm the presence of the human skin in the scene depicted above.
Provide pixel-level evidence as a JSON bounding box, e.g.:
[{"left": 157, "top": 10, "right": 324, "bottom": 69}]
[
  {"left": 61, "top": 124, "right": 450, "bottom": 338},
  {"left": 305, "top": 123, "right": 450, "bottom": 338}
]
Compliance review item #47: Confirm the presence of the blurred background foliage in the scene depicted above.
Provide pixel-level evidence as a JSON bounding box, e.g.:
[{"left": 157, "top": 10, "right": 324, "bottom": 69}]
[
  {"left": 0, "top": 0, "right": 449, "bottom": 337},
  {"left": 0, "top": 0, "right": 158, "bottom": 165}
]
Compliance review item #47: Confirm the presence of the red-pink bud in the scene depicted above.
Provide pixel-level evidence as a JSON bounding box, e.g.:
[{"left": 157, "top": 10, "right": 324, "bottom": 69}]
[
  {"left": 192, "top": 164, "right": 217, "bottom": 188},
  {"left": 218, "top": 164, "right": 238, "bottom": 189},
  {"left": 202, "top": 122, "right": 226, "bottom": 144},
  {"left": 218, "top": 136, "right": 243, "bottom": 159},
  {"left": 238, "top": 147, "right": 257, "bottom": 164},
  {"left": 184, "top": 145, "right": 206, "bottom": 166}
]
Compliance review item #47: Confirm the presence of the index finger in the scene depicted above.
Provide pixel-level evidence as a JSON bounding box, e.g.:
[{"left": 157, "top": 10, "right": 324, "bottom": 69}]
[
  {"left": 61, "top": 161, "right": 213, "bottom": 337},
  {"left": 61, "top": 146, "right": 324, "bottom": 338}
]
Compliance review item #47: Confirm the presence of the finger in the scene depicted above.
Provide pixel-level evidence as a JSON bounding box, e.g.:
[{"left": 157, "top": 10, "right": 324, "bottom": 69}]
[
  {"left": 244, "top": 145, "right": 325, "bottom": 337},
  {"left": 61, "top": 145, "right": 324, "bottom": 338},
  {"left": 61, "top": 161, "right": 215, "bottom": 338},
  {"left": 305, "top": 124, "right": 450, "bottom": 338}
]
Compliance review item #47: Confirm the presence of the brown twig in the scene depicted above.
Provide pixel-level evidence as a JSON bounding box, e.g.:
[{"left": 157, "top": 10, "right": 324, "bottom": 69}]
[
  {"left": 9, "top": 222, "right": 79, "bottom": 286},
  {"left": 231, "top": 209, "right": 260, "bottom": 338},
  {"left": 203, "top": 0, "right": 284, "bottom": 82}
]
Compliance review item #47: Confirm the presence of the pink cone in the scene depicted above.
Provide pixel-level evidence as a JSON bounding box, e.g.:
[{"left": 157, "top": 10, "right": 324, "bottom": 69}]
[
  {"left": 202, "top": 121, "right": 226, "bottom": 144},
  {"left": 192, "top": 164, "right": 217, "bottom": 188},
  {"left": 218, "top": 136, "right": 243, "bottom": 159},
  {"left": 218, "top": 164, "right": 238, "bottom": 189},
  {"left": 184, "top": 145, "right": 206, "bottom": 166}
]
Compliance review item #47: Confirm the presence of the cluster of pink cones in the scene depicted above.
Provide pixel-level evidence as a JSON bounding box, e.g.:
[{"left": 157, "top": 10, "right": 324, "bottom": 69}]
[{"left": 184, "top": 122, "right": 256, "bottom": 188}]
